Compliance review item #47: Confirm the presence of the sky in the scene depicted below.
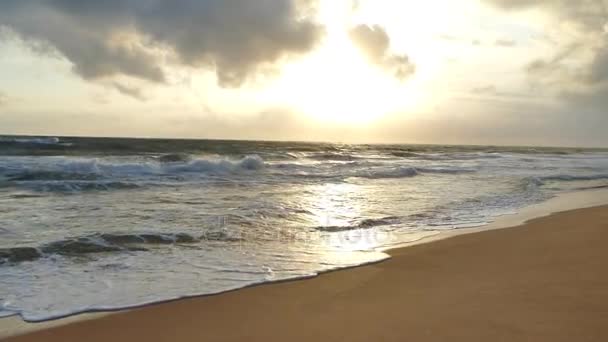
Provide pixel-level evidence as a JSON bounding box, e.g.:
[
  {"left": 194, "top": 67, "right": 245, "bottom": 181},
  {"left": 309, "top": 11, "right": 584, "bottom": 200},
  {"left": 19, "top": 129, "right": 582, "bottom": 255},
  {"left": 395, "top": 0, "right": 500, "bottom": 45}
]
[{"left": 0, "top": 0, "right": 607, "bottom": 147}]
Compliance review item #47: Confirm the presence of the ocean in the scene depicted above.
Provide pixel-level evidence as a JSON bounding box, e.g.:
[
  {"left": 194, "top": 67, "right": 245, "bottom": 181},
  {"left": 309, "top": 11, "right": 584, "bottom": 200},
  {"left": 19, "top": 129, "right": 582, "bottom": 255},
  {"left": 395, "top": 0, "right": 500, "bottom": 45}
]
[{"left": 1, "top": 135, "right": 607, "bottom": 321}]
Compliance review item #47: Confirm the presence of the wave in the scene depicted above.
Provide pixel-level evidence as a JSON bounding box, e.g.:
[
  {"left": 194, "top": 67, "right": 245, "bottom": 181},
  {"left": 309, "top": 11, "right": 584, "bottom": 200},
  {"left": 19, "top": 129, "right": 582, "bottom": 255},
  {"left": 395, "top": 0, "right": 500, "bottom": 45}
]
[
  {"left": 388, "top": 151, "right": 504, "bottom": 161},
  {"left": 522, "top": 174, "right": 608, "bottom": 192},
  {"left": 0, "top": 137, "right": 61, "bottom": 145},
  {"left": 354, "top": 167, "right": 419, "bottom": 179},
  {"left": 3, "top": 155, "right": 264, "bottom": 176},
  {"left": 21, "top": 181, "right": 143, "bottom": 192},
  {"left": 523, "top": 177, "right": 545, "bottom": 191},
  {"left": 158, "top": 153, "right": 192, "bottom": 163},
  {"left": 7, "top": 170, "right": 102, "bottom": 182},
  {"left": 315, "top": 216, "right": 399, "bottom": 232},
  {"left": 0, "top": 247, "right": 42, "bottom": 264},
  {"left": 416, "top": 167, "right": 477, "bottom": 174},
  {"left": 540, "top": 174, "right": 608, "bottom": 182},
  {"left": 352, "top": 166, "right": 476, "bottom": 179},
  {"left": 1, "top": 155, "right": 265, "bottom": 191},
  {"left": 0, "top": 231, "right": 241, "bottom": 265},
  {"left": 306, "top": 152, "right": 362, "bottom": 161},
  {"left": 389, "top": 151, "right": 422, "bottom": 158},
  {"left": 165, "top": 155, "right": 264, "bottom": 173}
]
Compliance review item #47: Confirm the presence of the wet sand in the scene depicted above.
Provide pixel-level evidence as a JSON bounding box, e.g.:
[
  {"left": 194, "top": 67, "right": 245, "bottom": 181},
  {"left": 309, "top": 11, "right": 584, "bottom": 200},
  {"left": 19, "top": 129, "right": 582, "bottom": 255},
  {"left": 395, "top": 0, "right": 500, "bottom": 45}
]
[{"left": 4, "top": 205, "right": 608, "bottom": 342}]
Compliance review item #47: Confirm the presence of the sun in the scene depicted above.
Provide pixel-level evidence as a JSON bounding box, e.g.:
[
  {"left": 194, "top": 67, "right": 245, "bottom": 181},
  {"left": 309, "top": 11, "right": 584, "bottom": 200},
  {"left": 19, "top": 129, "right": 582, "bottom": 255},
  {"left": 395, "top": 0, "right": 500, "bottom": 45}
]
[
  {"left": 274, "top": 38, "right": 409, "bottom": 124},
  {"left": 259, "top": 1, "right": 420, "bottom": 125}
]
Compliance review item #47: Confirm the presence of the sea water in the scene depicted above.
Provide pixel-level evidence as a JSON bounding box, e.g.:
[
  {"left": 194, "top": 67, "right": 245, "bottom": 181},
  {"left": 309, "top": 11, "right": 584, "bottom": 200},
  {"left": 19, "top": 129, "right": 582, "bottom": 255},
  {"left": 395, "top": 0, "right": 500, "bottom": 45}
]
[{"left": 1, "top": 136, "right": 607, "bottom": 321}]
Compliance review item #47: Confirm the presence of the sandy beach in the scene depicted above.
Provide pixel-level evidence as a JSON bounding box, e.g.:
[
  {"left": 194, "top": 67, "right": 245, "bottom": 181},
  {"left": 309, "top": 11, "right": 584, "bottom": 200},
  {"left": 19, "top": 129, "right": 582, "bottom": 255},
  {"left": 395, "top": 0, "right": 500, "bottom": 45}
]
[
  {"left": 2, "top": 0, "right": 608, "bottom": 339},
  {"left": 3, "top": 204, "right": 607, "bottom": 341}
]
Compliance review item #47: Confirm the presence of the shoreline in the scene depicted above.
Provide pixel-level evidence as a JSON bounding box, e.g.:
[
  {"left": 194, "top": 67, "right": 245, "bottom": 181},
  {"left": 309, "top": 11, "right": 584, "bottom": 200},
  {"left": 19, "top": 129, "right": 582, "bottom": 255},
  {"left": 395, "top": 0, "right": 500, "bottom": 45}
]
[
  {"left": 2, "top": 188, "right": 608, "bottom": 340},
  {"left": 378, "top": 187, "right": 608, "bottom": 252}
]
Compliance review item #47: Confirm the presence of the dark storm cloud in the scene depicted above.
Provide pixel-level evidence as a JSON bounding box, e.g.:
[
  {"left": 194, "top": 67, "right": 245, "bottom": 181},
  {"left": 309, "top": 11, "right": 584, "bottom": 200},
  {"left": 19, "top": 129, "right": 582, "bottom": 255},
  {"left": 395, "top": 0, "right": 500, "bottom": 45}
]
[
  {"left": 0, "top": 0, "right": 323, "bottom": 87},
  {"left": 485, "top": 0, "right": 608, "bottom": 110},
  {"left": 348, "top": 24, "right": 415, "bottom": 80}
]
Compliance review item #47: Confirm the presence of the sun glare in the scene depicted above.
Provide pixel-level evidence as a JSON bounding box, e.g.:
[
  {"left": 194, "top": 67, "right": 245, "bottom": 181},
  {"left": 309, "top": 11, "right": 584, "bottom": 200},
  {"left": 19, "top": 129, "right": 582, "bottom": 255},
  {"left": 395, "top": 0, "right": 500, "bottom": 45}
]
[{"left": 261, "top": 1, "right": 420, "bottom": 125}]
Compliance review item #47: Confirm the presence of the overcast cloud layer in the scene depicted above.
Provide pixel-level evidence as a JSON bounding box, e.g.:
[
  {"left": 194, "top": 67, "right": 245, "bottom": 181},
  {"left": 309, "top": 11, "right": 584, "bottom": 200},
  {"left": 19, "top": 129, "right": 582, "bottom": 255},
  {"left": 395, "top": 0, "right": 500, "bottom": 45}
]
[
  {"left": 0, "top": 0, "right": 323, "bottom": 87},
  {"left": 485, "top": 0, "right": 608, "bottom": 110}
]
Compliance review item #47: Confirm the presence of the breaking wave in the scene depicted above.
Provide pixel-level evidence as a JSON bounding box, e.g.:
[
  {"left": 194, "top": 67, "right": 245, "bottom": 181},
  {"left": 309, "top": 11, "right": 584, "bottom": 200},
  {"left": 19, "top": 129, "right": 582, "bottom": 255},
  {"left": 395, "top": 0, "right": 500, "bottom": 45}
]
[
  {"left": 165, "top": 155, "right": 264, "bottom": 173},
  {"left": 3, "top": 155, "right": 264, "bottom": 178},
  {"left": 1, "top": 155, "right": 265, "bottom": 192},
  {"left": 0, "top": 155, "right": 482, "bottom": 190}
]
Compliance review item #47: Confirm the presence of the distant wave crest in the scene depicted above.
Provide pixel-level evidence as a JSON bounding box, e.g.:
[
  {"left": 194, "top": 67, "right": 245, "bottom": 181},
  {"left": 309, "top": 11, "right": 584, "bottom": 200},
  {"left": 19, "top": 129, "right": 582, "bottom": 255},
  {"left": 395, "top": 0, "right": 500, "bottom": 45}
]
[{"left": 0, "top": 137, "right": 61, "bottom": 145}]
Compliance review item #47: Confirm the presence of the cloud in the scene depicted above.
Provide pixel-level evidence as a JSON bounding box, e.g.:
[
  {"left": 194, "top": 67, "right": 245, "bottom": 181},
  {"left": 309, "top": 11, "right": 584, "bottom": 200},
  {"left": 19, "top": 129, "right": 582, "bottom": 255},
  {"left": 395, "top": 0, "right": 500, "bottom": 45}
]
[
  {"left": 348, "top": 24, "right": 415, "bottom": 80},
  {"left": 525, "top": 41, "right": 608, "bottom": 111},
  {"left": 437, "top": 34, "right": 481, "bottom": 46},
  {"left": 495, "top": 39, "right": 516, "bottom": 47},
  {"left": 438, "top": 34, "right": 460, "bottom": 41},
  {"left": 0, "top": 91, "right": 7, "bottom": 106},
  {"left": 484, "top": 0, "right": 608, "bottom": 111},
  {"left": 0, "top": 0, "right": 323, "bottom": 87},
  {"left": 111, "top": 82, "right": 145, "bottom": 101},
  {"left": 471, "top": 85, "right": 498, "bottom": 94},
  {"left": 485, "top": 0, "right": 608, "bottom": 31}
]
